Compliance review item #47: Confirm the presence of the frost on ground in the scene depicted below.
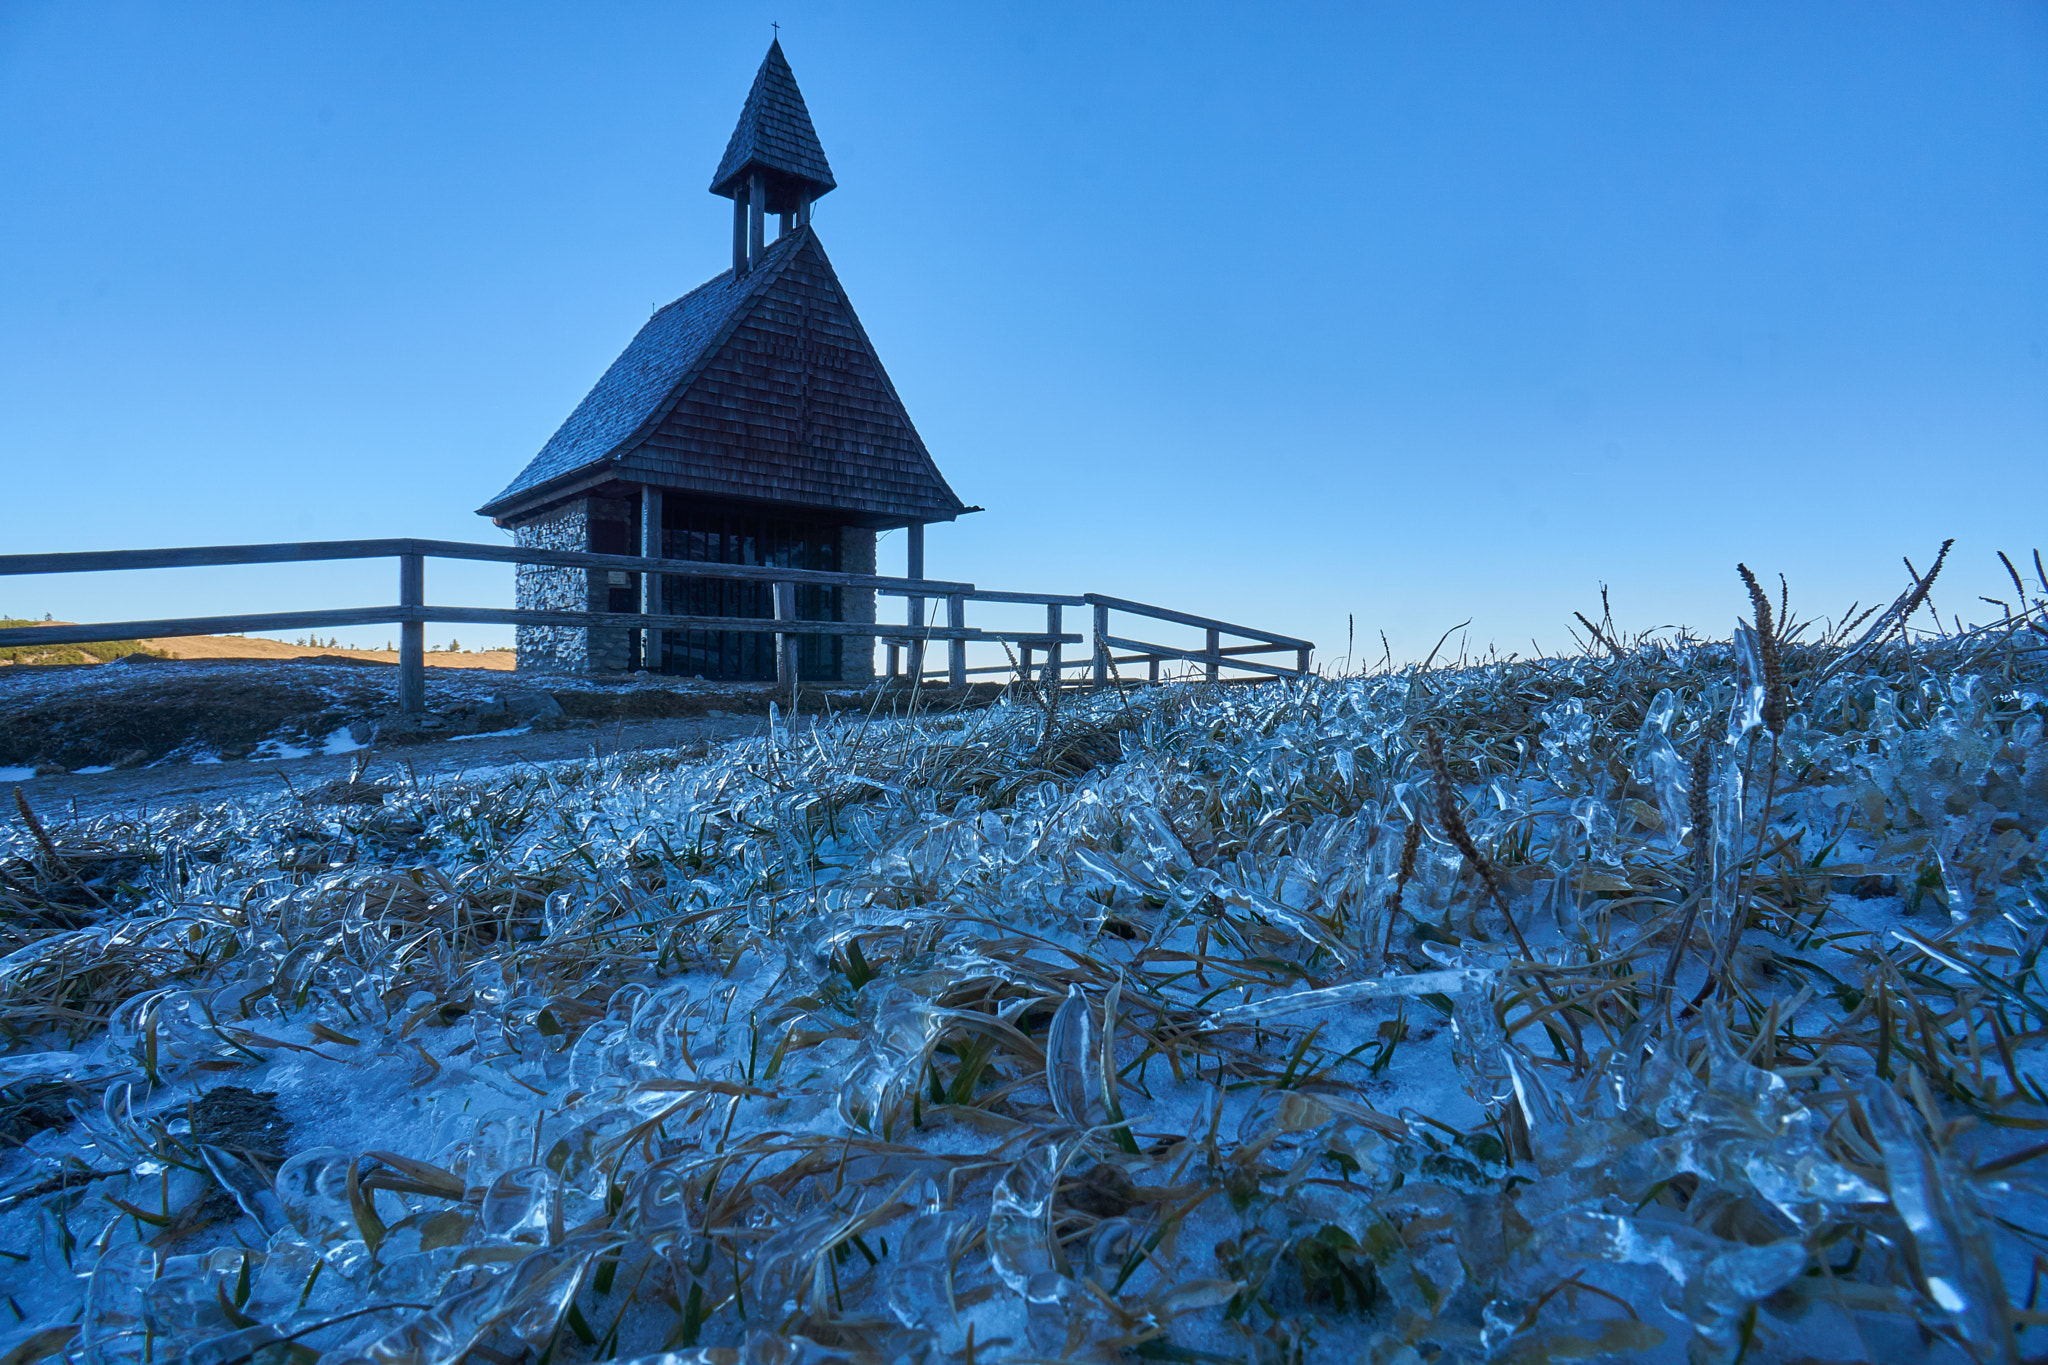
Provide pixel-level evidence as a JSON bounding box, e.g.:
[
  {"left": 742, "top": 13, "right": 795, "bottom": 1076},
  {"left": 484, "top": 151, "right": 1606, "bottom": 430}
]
[
  {"left": 1, "top": 572, "right": 2046, "bottom": 1364},
  {"left": 0, "top": 660, "right": 878, "bottom": 774}
]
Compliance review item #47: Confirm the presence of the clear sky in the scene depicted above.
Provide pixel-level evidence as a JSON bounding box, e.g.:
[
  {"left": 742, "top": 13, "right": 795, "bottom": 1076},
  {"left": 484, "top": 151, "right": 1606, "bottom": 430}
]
[{"left": 3, "top": 2, "right": 2043, "bottom": 667}]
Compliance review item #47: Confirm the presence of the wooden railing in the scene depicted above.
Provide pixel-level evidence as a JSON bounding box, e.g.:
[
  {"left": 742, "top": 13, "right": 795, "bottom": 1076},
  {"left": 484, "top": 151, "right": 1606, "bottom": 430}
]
[
  {"left": 0, "top": 537, "right": 1312, "bottom": 712},
  {"left": 1088, "top": 595, "right": 1312, "bottom": 683}
]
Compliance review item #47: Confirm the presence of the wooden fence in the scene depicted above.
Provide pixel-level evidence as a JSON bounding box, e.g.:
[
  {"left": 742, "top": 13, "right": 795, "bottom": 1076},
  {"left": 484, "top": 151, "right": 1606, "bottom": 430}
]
[{"left": 0, "top": 537, "right": 1312, "bottom": 712}]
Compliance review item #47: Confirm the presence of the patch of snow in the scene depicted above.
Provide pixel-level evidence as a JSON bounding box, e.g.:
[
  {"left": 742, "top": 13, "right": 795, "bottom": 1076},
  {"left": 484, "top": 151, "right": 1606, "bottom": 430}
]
[
  {"left": 72, "top": 764, "right": 116, "bottom": 775},
  {"left": 0, "top": 766, "right": 34, "bottom": 781},
  {"left": 445, "top": 725, "right": 532, "bottom": 741},
  {"left": 320, "top": 725, "right": 368, "bottom": 755},
  {"left": 248, "top": 738, "right": 313, "bottom": 761},
  {"left": 190, "top": 753, "right": 223, "bottom": 764}
]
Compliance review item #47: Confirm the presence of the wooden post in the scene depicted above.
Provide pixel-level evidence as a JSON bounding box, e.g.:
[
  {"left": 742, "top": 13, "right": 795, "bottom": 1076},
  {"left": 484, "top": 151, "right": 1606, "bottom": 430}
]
[
  {"left": 886, "top": 641, "right": 900, "bottom": 680},
  {"left": 748, "top": 172, "right": 766, "bottom": 270},
  {"left": 1047, "top": 603, "right": 1062, "bottom": 686},
  {"left": 773, "top": 580, "right": 798, "bottom": 694},
  {"left": 1296, "top": 646, "right": 1311, "bottom": 675},
  {"left": 1150, "top": 656, "right": 1160, "bottom": 684},
  {"left": 732, "top": 191, "right": 749, "bottom": 276},
  {"left": 1092, "top": 601, "right": 1109, "bottom": 687},
  {"left": 905, "top": 522, "right": 925, "bottom": 681},
  {"left": 398, "top": 552, "right": 425, "bottom": 715},
  {"left": 947, "top": 595, "right": 966, "bottom": 686},
  {"left": 639, "top": 486, "right": 663, "bottom": 674},
  {"left": 1206, "top": 626, "right": 1221, "bottom": 683}
]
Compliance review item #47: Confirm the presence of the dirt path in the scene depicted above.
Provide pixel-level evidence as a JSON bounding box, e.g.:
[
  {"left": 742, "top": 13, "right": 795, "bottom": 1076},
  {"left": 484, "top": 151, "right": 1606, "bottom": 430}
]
[{"left": 16, "top": 713, "right": 770, "bottom": 825}]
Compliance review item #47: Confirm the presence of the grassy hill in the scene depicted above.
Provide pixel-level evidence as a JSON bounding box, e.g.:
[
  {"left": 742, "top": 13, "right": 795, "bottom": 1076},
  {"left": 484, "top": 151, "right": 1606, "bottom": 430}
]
[{"left": 0, "top": 618, "right": 166, "bottom": 666}]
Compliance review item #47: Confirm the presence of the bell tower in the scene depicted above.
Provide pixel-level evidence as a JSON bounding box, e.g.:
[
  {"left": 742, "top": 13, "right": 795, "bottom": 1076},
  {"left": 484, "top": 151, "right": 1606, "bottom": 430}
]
[{"left": 709, "top": 40, "right": 838, "bottom": 275}]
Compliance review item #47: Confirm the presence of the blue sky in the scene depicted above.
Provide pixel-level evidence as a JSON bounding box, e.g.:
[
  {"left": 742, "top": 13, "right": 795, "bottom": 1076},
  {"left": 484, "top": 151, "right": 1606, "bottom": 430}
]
[{"left": 3, "top": 2, "right": 2043, "bottom": 666}]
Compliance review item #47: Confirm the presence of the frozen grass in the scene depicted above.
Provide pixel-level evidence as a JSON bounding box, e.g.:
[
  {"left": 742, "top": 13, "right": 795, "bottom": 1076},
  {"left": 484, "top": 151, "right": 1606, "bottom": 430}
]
[{"left": 1, "top": 553, "right": 2046, "bottom": 1364}]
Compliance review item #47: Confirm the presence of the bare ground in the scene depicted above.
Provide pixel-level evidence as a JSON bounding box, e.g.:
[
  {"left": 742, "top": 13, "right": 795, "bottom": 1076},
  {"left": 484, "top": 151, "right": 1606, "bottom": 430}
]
[
  {"left": 14, "top": 711, "right": 771, "bottom": 824},
  {"left": 0, "top": 658, "right": 1008, "bottom": 823}
]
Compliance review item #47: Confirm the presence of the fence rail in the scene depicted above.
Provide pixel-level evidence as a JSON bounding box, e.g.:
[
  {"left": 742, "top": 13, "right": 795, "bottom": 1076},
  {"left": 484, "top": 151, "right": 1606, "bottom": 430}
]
[{"left": 0, "top": 537, "right": 1311, "bottom": 712}]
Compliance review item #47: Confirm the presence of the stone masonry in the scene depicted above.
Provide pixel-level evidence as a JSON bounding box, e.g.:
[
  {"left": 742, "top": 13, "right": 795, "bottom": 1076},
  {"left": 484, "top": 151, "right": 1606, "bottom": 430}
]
[{"left": 513, "top": 501, "right": 590, "bottom": 674}]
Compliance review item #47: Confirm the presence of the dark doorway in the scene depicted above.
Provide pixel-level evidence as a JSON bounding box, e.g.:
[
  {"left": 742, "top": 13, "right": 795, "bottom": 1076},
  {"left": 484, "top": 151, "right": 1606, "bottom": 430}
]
[{"left": 657, "top": 502, "right": 843, "bottom": 681}]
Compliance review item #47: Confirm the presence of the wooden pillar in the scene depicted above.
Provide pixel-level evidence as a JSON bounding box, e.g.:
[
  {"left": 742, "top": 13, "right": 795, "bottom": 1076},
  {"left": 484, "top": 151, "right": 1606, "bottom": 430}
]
[
  {"left": 1206, "top": 626, "right": 1221, "bottom": 684},
  {"left": 398, "top": 552, "right": 425, "bottom": 715},
  {"left": 1046, "top": 603, "right": 1063, "bottom": 686},
  {"left": 905, "top": 522, "right": 925, "bottom": 681},
  {"left": 748, "top": 172, "right": 766, "bottom": 270},
  {"left": 947, "top": 595, "right": 966, "bottom": 687},
  {"left": 773, "top": 580, "right": 798, "bottom": 693},
  {"left": 639, "top": 486, "right": 663, "bottom": 674},
  {"left": 1092, "top": 601, "right": 1109, "bottom": 687},
  {"left": 1150, "top": 656, "right": 1160, "bottom": 684},
  {"left": 1296, "top": 646, "right": 1311, "bottom": 675},
  {"left": 732, "top": 192, "right": 749, "bottom": 276},
  {"left": 779, "top": 210, "right": 794, "bottom": 237},
  {"left": 886, "top": 641, "right": 900, "bottom": 680}
]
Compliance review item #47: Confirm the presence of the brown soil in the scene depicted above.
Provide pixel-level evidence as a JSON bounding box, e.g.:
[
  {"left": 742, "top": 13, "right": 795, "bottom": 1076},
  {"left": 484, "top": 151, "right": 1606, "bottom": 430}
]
[
  {"left": 141, "top": 636, "right": 514, "bottom": 670},
  {"left": 0, "top": 668, "right": 387, "bottom": 770}
]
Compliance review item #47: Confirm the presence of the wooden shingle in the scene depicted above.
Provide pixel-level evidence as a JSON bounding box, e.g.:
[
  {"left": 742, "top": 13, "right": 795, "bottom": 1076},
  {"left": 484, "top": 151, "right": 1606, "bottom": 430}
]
[{"left": 478, "top": 227, "right": 968, "bottom": 528}]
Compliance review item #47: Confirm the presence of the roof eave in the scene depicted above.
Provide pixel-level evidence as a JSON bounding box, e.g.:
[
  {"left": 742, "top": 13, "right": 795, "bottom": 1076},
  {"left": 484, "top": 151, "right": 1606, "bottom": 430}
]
[{"left": 476, "top": 457, "right": 620, "bottom": 522}]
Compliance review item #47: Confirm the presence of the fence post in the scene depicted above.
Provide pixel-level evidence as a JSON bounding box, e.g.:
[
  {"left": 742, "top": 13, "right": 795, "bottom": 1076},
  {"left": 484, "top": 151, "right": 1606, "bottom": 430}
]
[
  {"left": 1296, "top": 645, "right": 1311, "bottom": 676},
  {"left": 773, "top": 581, "right": 797, "bottom": 695},
  {"left": 886, "top": 641, "right": 900, "bottom": 681},
  {"left": 947, "top": 595, "right": 966, "bottom": 686},
  {"left": 1206, "top": 626, "right": 1221, "bottom": 684},
  {"left": 1047, "top": 603, "right": 1062, "bottom": 687},
  {"left": 398, "top": 551, "right": 425, "bottom": 715},
  {"left": 640, "top": 486, "right": 663, "bottom": 674},
  {"left": 1092, "top": 601, "right": 1109, "bottom": 687},
  {"left": 905, "top": 523, "right": 926, "bottom": 682}
]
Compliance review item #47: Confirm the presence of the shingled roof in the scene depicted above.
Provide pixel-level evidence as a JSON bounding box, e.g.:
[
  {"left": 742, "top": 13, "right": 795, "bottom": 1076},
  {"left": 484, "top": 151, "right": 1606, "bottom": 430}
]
[
  {"left": 708, "top": 40, "right": 835, "bottom": 205},
  {"left": 478, "top": 226, "right": 967, "bottom": 528}
]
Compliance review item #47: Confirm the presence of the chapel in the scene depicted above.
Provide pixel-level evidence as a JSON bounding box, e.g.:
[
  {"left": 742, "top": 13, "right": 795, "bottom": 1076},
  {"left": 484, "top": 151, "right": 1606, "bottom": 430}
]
[{"left": 477, "top": 41, "right": 971, "bottom": 680}]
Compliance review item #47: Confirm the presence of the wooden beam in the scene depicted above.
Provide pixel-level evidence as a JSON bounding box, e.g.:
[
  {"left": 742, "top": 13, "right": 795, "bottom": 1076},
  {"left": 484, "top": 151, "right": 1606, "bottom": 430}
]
[
  {"left": 962, "top": 590, "right": 1088, "bottom": 607},
  {"left": 772, "top": 581, "right": 798, "bottom": 692},
  {"left": 0, "top": 536, "right": 975, "bottom": 596},
  {"left": 1083, "top": 593, "right": 1313, "bottom": 649},
  {"left": 640, "top": 486, "right": 664, "bottom": 674},
  {"left": 398, "top": 553, "right": 425, "bottom": 714},
  {"left": 425, "top": 606, "right": 1080, "bottom": 642},
  {"left": 947, "top": 595, "right": 967, "bottom": 686},
  {"left": 0, "top": 607, "right": 413, "bottom": 648},
  {"left": 905, "top": 523, "right": 925, "bottom": 681},
  {"left": 748, "top": 171, "right": 766, "bottom": 268},
  {"left": 1098, "top": 633, "right": 1305, "bottom": 678},
  {"left": 0, "top": 608, "right": 1082, "bottom": 650},
  {"left": 0, "top": 539, "right": 413, "bottom": 577}
]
